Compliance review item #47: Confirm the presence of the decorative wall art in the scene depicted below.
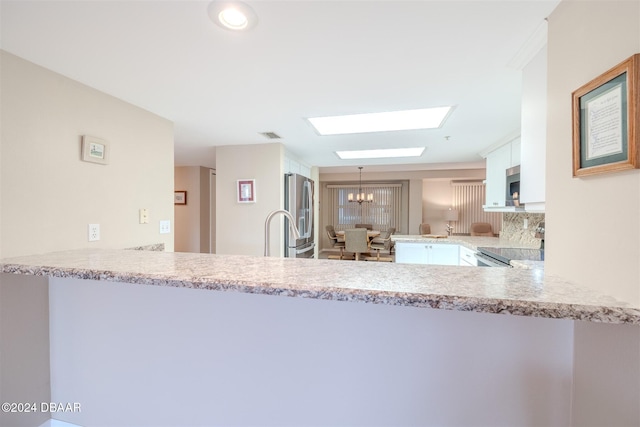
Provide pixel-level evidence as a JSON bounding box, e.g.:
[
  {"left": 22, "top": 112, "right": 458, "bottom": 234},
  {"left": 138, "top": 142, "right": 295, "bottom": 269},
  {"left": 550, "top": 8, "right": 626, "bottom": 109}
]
[
  {"left": 174, "top": 191, "right": 187, "bottom": 205},
  {"left": 81, "top": 135, "right": 109, "bottom": 165},
  {"left": 572, "top": 53, "right": 639, "bottom": 177},
  {"left": 237, "top": 179, "right": 256, "bottom": 203}
]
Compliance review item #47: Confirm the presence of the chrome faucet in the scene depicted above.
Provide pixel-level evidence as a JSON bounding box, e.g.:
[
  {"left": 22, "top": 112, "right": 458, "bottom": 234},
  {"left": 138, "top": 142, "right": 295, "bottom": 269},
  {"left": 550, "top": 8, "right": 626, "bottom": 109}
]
[{"left": 264, "top": 209, "right": 301, "bottom": 257}]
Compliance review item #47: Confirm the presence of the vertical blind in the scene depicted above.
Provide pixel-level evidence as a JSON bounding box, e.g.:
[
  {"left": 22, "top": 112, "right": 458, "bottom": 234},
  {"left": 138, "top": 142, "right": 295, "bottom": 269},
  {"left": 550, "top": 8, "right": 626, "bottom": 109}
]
[
  {"left": 327, "top": 184, "right": 403, "bottom": 231},
  {"left": 451, "top": 181, "right": 502, "bottom": 235}
]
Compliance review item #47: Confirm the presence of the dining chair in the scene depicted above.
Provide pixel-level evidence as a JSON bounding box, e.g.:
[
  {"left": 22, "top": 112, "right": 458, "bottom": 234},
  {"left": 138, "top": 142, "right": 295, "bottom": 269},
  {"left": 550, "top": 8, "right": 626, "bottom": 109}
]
[
  {"left": 387, "top": 227, "right": 396, "bottom": 254},
  {"left": 367, "top": 228, "right": 394, "bottom": 262},
  {"left": 419, "top": 223, "right": 431, "bottom": 235},
  {"left": 355, "top": 223, "right": 373, "bottom": 230},
  {"left": 325, "top": 225, "right": 347, "bottom": 260},
  {"left": 344, "top": 228, "right": 369, "bottom": 261},
  {"left": 470, "top": 222, "right": 494, "bottom": 236}
]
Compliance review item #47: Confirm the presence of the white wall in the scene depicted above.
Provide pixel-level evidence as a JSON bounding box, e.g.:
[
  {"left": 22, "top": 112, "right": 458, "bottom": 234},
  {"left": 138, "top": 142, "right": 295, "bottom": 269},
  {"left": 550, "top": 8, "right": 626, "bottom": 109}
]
[
  {"left": 0, "top": 51, "right": 175, "bottom": 258},
  {"left": 546, "top": 1, "right": 640, "bottom": 306},
  {"left": 215, "top": 143, "right": 284, "bottom": 256},
  {"left": 48, "top": 276, "right": 574, "bottom": 427}
]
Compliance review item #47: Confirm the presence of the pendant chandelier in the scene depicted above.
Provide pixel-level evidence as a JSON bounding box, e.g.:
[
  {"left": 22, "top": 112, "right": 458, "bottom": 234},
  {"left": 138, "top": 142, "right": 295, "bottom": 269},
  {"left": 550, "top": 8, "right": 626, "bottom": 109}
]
[{"left": 348, "top": 167, "right": 373, "bottom": 204}]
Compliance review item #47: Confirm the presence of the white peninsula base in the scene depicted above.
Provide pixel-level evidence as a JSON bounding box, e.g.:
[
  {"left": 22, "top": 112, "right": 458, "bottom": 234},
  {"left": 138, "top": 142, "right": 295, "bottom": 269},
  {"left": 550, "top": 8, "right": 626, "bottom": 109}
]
[{"left": 50, "top": 276, "right": 573, "bottom": 426}]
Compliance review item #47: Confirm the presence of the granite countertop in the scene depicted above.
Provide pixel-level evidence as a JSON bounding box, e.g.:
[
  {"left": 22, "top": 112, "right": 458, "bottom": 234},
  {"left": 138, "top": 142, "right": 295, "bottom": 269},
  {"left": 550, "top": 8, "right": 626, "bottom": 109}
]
[{"left": 1, "top": 249, "right": 638, "bottom": 324}]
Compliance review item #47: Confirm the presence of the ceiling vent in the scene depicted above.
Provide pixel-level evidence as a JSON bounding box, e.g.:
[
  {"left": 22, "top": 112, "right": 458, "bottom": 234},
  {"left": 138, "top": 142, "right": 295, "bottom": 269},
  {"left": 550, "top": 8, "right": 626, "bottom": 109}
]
[{"left": 260, "top": 131, "right": 282, "bottom": 139}]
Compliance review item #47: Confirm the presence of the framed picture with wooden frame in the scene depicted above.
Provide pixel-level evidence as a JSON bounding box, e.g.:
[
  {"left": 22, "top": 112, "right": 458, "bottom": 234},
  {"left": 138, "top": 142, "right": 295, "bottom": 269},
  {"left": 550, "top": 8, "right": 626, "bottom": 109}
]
[
  {"left": 174, "top": 191, "right": 187, "bottom": 205},
  {"left": 237, "top": 179, "right": 256, "bottom": 203},
  {"left": 572, "top": 53, "right": 639, "bottom": 177}
]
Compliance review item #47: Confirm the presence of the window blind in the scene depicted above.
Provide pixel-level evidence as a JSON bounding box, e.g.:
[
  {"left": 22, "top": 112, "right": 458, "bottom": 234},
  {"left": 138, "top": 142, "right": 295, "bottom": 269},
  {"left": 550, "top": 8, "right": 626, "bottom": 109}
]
[
  {"left": 451, "top": 181, "right": 502, "bottom": 235},
  {"left": 327, "top": 184, "right": 402, "bottom": 231}
]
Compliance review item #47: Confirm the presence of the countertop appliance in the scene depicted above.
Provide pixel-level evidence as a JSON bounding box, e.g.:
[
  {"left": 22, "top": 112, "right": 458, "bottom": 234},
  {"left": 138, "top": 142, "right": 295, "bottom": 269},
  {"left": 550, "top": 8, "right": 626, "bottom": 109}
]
[
  {"left": 284, "top": 173, "right": 315, "bottom": 258},
  {"left": 475, "top": 246, "right": 544, "bottom": 267}
]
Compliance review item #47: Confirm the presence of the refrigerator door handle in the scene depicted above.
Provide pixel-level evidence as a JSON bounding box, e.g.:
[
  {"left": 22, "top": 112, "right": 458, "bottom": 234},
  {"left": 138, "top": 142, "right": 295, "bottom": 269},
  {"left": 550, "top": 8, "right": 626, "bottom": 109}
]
[{"left": 304, "top": 180, "right": 313, "bottom": 238}]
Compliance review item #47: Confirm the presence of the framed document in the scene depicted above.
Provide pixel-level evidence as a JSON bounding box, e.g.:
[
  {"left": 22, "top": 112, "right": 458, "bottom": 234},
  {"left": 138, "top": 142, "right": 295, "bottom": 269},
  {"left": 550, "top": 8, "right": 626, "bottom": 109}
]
[
  {"left": 572, "top": 54, "right": 639, "bottom": 177},
  {"left": 237, "top": 179, "right": 256, "bottom": 203}
]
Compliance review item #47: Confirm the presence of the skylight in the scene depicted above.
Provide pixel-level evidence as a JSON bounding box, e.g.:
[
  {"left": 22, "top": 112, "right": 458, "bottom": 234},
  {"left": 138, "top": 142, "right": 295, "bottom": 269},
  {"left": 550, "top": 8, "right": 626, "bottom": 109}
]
[
  {"left": 308, "top": 107, "right": 452, "bottom": 135},
  {"left": 335, "top": 147, "right": 426, "bottom": 160}
]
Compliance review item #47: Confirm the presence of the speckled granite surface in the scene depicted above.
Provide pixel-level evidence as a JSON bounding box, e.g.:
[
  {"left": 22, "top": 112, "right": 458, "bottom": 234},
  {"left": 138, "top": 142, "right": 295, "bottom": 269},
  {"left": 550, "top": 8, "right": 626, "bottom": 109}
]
[
  {"left": 2, "top": 249, "right": 638, "bottom": 324},
  {"left": 510, "top": 260, "right": 545, "bottom": 270},
  {"left": 125, "top": 243, "right": 165, "bottom": 251}
]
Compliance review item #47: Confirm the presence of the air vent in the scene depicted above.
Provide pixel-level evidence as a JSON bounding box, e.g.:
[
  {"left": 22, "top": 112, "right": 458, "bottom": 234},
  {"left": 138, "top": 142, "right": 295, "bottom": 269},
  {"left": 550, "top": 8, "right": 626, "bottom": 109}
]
[{"left": 260, "top": 132, "right": 282, "bottom": 140}]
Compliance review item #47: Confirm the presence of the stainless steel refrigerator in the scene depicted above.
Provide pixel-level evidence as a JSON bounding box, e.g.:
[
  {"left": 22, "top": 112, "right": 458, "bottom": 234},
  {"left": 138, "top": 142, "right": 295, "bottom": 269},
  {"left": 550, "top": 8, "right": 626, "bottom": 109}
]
[{"left": 284, "top": 173, "right": 315, "bottom": 258}]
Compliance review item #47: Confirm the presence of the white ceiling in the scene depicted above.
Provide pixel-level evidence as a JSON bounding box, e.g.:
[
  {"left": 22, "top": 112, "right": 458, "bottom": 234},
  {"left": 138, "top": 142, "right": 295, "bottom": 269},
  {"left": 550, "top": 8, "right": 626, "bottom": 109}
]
[{"left": 0, "top": 0, "right": 560, "bottom": 172}]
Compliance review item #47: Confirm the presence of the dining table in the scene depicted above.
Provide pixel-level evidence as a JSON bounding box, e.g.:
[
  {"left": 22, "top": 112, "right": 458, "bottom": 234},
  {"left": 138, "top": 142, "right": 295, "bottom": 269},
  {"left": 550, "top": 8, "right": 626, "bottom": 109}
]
[{"left": 335, "top": 229, "right": 380, "bottom": 242}]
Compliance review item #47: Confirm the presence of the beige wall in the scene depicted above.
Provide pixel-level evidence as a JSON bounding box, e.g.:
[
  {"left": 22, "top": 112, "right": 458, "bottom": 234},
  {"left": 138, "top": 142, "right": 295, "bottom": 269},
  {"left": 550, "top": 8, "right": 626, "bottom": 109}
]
[
  {"left": 174, "top": 166, "right": 215, "bottom": 253},
  {"left": 421, "top": 179, "right": 454, "bottom": 235},
  {"left": 215, "top": 143, "right": 284, "bottom": 256},
  {"left": 546, "top": 1, "right": 640, "bottom": 306},
  {"left": 0, "top": 51, "right": 175, "bottom": 258},
  {"left": 175, "top": 166, "right": 201, "bottom": 253},
  {"left": 0, "top": 274, "right": 50, "bottom": 427}
]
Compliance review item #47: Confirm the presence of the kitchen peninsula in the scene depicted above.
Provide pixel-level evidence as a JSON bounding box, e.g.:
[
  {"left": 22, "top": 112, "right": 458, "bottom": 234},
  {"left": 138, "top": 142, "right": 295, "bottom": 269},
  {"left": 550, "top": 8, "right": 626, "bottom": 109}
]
[{"left": 2, "top": 249, "right": 639, "bottom": 426}]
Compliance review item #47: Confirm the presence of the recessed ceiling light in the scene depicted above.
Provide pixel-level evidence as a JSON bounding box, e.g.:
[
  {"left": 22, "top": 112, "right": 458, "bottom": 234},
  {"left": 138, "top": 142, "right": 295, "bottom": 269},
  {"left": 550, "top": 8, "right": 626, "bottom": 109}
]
[
  {"left": 308, "top": 107, "right": 452, "bottom": 136},
  {"left": 208, "top": 1, "right": 258, "bottom": 31},
  {"left": 335, "top": 147, "right": 426, "bottom": 160}
]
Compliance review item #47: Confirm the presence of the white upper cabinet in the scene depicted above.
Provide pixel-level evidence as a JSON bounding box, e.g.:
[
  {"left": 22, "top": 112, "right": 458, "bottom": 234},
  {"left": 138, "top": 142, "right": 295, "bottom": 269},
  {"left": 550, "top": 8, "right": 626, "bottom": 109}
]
[
  {"left": 520, "top": 46, "right": 547, "bottom": 212},
  {"left": 482, "top": 137, "right": 522, "bottom": 211},
  {"left": 510, "top": 138, "right": 521, "bottom": 168},
  {"left": 484, "top": 142, "right": 513, "bottom": 209}
]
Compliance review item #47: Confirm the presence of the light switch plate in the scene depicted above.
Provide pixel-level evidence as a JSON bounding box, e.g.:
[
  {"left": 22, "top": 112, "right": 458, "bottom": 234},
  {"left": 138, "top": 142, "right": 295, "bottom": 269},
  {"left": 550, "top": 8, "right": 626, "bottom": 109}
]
[
  {"left": 159, "top": 220, "right": 171, "bottom": 234},
  {"left": 139, "top": 208, "right": 149, "bottom": 224},
  {"left": 88, "top": 224, "right": 100, "bottom": 241}
]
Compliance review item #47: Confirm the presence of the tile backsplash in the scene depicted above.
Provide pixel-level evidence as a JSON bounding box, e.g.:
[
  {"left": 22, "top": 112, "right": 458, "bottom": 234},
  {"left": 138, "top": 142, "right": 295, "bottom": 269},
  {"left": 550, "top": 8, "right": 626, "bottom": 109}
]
[{"left": 501, "top": 212, "right": 545, "bottom": 247}]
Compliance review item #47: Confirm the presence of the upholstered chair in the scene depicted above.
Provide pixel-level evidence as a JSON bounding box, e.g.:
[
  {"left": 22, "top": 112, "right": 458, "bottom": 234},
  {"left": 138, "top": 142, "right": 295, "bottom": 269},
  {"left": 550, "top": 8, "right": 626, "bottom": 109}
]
[
  {"left": 470, "top": 222, "right": 494, "bottom": 236},
  {"left": 387, "top": 227, "right": 396, "bottom": 254},
  {"left": 326, "top": 225, "right": 347, "bottom": 260},
  {"left": 345, "top": 228, "right": 369, "bottom": 261},
  {"left": 368, "top": 228, "right": 394, "bottom": 262}
]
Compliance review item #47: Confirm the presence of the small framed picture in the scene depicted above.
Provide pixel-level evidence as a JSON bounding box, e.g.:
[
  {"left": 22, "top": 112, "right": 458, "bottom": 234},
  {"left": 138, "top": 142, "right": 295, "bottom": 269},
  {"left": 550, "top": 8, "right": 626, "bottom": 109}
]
[
  {"left": 81, "top": 135, "right": 109, "bottom": 165},
  {"left": 174, "top": 191, "right": 187, "bottom": 205},
  {"left": 237, "top": 179, "right": 256, "bottom": 203},
  {"left": 572, "top": 54, "right": 639, "bottom": 177}
]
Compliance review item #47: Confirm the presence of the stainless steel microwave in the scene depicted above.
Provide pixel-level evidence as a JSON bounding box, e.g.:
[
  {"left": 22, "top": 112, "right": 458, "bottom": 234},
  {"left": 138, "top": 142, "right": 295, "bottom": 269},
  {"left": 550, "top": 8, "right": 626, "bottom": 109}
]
[{"left": 506, "top": 165, "right": 522, "bottom": 207}]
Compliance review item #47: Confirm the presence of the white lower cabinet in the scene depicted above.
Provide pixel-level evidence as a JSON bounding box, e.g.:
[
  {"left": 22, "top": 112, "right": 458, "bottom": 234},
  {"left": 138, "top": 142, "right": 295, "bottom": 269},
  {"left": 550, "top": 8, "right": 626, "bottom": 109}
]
[
  {"left": 459, "top": 246, "right": 479, "bottom": 266},
  {"left": 396, "top": 242, "right": 459, "bottom": 265}
]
